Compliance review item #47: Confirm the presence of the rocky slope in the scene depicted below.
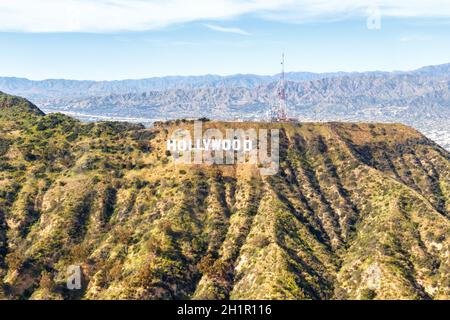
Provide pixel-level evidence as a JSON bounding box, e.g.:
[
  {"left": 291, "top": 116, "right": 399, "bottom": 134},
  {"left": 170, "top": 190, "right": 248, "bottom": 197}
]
[{"left": 0, "top": 92, "right": 449, "bottom": 300}]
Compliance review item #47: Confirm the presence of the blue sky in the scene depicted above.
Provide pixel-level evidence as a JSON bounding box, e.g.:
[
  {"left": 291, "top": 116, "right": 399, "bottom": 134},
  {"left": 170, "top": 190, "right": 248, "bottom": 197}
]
[{"left": 1, "top": 0, "right": 450, "bottom": 80}]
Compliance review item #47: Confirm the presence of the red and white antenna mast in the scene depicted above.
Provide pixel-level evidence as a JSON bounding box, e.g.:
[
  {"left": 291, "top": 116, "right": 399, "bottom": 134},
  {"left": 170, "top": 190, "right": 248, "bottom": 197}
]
[{"left": 277, "top": 53, "right": 287, "bottom": 121}]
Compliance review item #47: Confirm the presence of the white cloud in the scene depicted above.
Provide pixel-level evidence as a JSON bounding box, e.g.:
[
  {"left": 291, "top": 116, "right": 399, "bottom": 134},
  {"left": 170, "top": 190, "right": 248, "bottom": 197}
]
[
  {"left": 0, "top": 0, "right": 286, "bottom": 32},
  {"left": 204, "top": 24, "right": 251, "bottom": 35},
  {"left": 1, "top": 0, "right": 450, "bottom": 33},
  {"left": 261, "top": 0, "right": 450, "bottom": 23}
]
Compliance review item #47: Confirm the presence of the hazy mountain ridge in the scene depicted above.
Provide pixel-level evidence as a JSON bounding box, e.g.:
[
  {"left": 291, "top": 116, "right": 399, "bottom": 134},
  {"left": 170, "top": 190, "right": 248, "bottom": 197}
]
[
  {"left": 39, "top": 74, "right": 450, "bottom": 115},
  {"left": 2, "top": 63, "right": 450, "bottom": 150},
  {"left": 1, "top": 63, "right": 448, "bottom": 100},
  {"left": 0, "top": 93, "right": 449, "bottom": 300},
  {"left": 0, "top": 73, "right": 339, "bottom": 100},
  {"left": 38, "top": 74, "right": 450, "bottom": 150}
]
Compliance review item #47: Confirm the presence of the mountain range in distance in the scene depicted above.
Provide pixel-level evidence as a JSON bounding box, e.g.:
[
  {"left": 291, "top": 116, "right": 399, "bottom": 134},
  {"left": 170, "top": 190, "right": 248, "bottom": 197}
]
[
  {"left": 2, "top": 63, "right": 450, "bottom": 99},
  {"left": 1, "top": 63, "right": 450, "bottom": 150}
]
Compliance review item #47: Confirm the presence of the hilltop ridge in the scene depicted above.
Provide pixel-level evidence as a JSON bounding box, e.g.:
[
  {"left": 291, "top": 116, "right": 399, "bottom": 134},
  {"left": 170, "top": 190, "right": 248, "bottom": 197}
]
[{"left": 0, "top": 91, "right": 44, "bottom": 117}]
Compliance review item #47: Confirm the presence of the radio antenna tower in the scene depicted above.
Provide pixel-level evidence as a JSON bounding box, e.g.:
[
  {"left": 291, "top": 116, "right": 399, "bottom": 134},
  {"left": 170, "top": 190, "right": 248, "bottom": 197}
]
[
  {"left": 267, "top": 53, "right": 289, "bottom": 122},
  {"left": 277, "top": 53, "right": 288, "bottom": 121},
  {"left": 269, "top": 53, "right": 288, "bottom": 122}
]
